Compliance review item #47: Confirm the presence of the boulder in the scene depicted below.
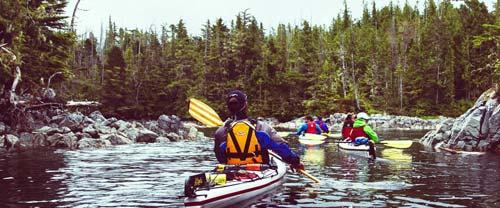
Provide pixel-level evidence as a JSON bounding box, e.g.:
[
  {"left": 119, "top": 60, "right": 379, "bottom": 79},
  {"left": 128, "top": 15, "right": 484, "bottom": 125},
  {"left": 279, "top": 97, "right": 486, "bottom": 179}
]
[
  {"left": 420, "top": 88, "right": 500, "bottom": 152},
  {"left": 77, "top": 137, "right": 111, "bottom": 149},
  {"left": 136, "top": 129, "right": 159, "bottom": 143},
  {"left": 89, "top": 111, "right": 106, "bottom": 123},
  {"left": 102, "top": 133, "right": 133, "bottom": 145},
  {"left": 4, "top": 134, "right": 20, "bottom": 150}
]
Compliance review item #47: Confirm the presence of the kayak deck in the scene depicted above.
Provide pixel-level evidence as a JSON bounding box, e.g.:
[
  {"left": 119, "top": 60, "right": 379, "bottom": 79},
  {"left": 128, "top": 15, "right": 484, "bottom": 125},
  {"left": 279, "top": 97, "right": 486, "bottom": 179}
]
[
  {"left": 298, "top": 134, "right": 326, "bottom": 145},
  {"left": 338, "top": 142, "right": 370, "bottom": 151},
  {"left": 183, "top": 153, "right": 287, "bottom": 208}
]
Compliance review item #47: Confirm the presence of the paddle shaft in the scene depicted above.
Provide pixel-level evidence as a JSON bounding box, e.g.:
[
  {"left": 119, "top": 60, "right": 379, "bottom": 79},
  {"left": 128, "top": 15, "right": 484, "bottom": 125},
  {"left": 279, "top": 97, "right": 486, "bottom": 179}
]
[
  {"left": 268, "top": 150, "right": 321, "bottom": 184},
  {"left": 298, "top": 170, "right": 321, "bottom": 183}
]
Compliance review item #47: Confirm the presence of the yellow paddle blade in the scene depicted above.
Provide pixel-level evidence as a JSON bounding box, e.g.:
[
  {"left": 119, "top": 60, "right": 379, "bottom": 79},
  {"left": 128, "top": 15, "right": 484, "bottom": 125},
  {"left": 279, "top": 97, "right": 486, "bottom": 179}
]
[
  {"left": 380, "top": 140, "right": 413, "bottom": 149},
  {"left": 303, "top": 133, "right": 326, "bottom": 140},
  {"left": 188, "top": 98, "right": 224, "bottom": 127},
  {"left": 381, "top": 148, "right": 412, "bottom": 162}
]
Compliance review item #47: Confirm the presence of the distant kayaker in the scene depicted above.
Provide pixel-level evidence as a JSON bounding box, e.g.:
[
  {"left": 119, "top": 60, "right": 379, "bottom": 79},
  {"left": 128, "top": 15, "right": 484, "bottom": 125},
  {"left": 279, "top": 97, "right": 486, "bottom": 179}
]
[
  {"left": 349, "top": 112, "right": 379, "bottom": 160},
  {"left": 296, "top": 116, "right": 322, "bottom": 135},
  {"left": 341, "top": 113, "right": 356, "bottom": 141},
  {"left": 315, "top": 116, "right": 329, "bottom": 133},
  {"left": 214, "top": 90, "right": 305, "bottom": 171}
]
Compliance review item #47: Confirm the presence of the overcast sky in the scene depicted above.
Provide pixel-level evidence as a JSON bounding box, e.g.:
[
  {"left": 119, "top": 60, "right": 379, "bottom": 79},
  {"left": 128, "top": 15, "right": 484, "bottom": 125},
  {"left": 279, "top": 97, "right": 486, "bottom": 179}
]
[{"left": 65, "top": 0, "right": 496, "bottom": 37}]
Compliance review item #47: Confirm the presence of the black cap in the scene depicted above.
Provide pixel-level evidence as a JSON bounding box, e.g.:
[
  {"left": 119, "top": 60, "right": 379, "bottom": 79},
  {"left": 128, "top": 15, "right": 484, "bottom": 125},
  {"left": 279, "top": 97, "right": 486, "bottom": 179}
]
[
  {"left": 226, "top": 90, "right": 247, "bottom": 114},
  {"left": 226, "top": 90, "right": 247, "bottom": 104}
]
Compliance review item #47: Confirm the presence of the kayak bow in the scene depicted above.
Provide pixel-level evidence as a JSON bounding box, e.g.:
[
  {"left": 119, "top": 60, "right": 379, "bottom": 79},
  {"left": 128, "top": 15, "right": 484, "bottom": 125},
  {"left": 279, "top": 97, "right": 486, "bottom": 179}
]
[{"left": 184, "top": 153, "right": 287, "bottom": 208}]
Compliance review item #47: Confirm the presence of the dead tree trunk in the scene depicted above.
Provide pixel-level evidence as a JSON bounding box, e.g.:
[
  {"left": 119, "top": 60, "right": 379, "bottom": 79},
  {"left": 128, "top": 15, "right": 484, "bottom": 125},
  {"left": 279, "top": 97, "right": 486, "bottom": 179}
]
[
  {"left": 0, "top": 44, "right": 21, "bottom": 108},
  {"left": 70, "top": 0, "right": 82, "bottom": 32}
]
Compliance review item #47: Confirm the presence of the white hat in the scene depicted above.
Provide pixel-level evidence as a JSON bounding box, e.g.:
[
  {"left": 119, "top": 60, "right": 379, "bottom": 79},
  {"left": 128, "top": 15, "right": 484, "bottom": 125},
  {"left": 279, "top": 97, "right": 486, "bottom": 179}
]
[{"left": 357, "top": 112, "right": 370, "bottom": 120}]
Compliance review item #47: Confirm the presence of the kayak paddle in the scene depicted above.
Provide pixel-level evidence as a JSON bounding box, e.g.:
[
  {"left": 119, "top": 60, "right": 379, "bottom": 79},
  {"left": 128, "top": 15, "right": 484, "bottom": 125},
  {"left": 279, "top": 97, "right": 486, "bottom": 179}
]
[
  {"left": 322, "top": 134, "right": 413, "bottom": 149},
  {"left": 188, "top": 98, "right": 321, "bottom": 183}
]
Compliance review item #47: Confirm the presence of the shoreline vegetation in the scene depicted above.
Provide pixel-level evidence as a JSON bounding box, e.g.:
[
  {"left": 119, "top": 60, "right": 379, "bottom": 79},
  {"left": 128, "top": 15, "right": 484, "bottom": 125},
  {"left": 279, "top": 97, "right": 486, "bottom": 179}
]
[
  {"left": 2, "top": 0, "right": 499, "bottom": 123},
  {"left": 1, "top": 1, "right": 499, "bottom": 153}
]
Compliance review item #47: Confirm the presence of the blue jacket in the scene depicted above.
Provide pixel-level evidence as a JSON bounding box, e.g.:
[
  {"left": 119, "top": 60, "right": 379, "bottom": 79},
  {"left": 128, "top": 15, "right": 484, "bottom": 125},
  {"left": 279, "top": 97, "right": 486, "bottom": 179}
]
[
  {"left": 315, "top": 120, "right": 329, "bottom": 133},
  {"left": 296, "top": 122, "right": 322, "bottom": 135}
]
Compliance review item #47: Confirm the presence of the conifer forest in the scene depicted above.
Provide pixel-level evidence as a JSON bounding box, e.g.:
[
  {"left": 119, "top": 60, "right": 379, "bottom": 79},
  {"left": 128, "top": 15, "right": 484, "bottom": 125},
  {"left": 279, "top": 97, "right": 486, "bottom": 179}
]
[{"left": 1, "top": 0, "right": 499, "bottom": 121}]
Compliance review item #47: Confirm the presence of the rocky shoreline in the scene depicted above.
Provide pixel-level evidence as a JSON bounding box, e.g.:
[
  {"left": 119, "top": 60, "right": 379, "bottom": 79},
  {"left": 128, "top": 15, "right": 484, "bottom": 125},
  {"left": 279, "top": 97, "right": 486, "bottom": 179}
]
[
  {"left": 1, "top": 107, "right": 444, "bottom": 154},
  {"left": 0, "top": 109, "right": 208, "bottom": 153},
  {"left": 274, "top": 114, "right": 446, "bottom": 131},
  {"left": 2, "top": 87, "right": 499, "bottom": 154},
  {"left": 421, "top": 88, "right": 500, "bottom": 153}
]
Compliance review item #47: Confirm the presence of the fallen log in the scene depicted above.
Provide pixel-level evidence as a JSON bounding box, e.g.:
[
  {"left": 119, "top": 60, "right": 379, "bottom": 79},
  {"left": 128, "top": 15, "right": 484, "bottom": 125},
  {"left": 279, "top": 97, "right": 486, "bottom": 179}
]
[{"left": 439, "top": 147, "right": 486, "bottom": 155}]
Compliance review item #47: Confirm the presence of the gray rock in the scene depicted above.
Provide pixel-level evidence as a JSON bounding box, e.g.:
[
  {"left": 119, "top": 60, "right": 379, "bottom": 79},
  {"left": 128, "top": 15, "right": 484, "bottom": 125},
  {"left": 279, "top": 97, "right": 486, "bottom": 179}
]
[
  {"left": 89, "top": 111, "right": 106, "bottom": 123},
  {"left": 82, "top": 125, "right": 99, "bottom": 138},
  {"left": 124, "top": 128, "right": 140, "bottom": 141},
  {"left": 165, "top": 132, "right": 181, "bottom": 142},
  {"left": 186, "top": 127, "right": 198, "bottom": 140},
  {"left": 0, "top": 121, "right": 7, "bottom": 135},
  {"left": 59, "top": 112, "right": 85, "bottom": 131},
  {"left": 77, "top": 138, "right": 111, "bottom": 149},
  {"left": 110, "top": 120, "right": 131, "bottom": 131},
  {"left": 136, "top": 129, "right": 159, "bottom": 143},
  {"left": 4, "top": 134, "right": 19, "bottom": 150},
  {"left": 103, "top": 133, "right": 133, "bottom": 145},
  {"left": 102, "top": 117, "right": 118, "bottom": 126},
  {"left": 419, "top": 88, "right": 500, "bottom": 152},
  {"left": 156, "top": 136, "right": 170, "bottom": 143}
]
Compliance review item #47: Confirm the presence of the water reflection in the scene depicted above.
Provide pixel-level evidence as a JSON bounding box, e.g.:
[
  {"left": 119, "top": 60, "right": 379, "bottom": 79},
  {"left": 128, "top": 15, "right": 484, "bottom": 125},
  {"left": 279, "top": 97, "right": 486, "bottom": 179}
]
[
  {"left": 299, "top": 144, "right": 325, "bottom": 166},
  {"left": 0, "top": 149, "right": 68, "bottom": 207},
  {"left": 0, "top": 130, "right": 499, "bottom": 207}
]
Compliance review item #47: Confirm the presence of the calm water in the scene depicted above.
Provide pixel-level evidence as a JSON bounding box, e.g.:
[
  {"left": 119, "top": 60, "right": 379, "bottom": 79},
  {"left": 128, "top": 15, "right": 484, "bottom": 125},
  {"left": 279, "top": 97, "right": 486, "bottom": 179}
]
[{"left": 1, "top": 130, "right": 499, "bottom": 207}]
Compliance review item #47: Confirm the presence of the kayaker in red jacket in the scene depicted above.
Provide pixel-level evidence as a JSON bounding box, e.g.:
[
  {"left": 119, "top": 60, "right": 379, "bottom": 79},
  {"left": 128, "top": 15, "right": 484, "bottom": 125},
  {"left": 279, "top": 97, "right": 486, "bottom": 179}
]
[
  {"left": 341, "top": 113, "right": 356, "bottom": 141},
  {"left": 296, "top": 116, "right": 322, "bottom": 135},
  {"left": 214, "top": 90, "right": 305, "bottom": 171}
]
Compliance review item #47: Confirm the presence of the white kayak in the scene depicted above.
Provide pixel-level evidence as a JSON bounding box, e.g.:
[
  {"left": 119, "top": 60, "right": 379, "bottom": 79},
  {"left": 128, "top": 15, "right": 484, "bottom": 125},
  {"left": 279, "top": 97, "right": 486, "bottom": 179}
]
[
  {"left": 298, "top": 133, "right": 326, "bottom": 145},
  {"left": 183, "top": 152, "right": 287, "bottom": 208},
  {"left": 338, "top": 142, "right": 370, "bottom": 151},
  {"left": 338, "top": 141, "right": 376, "bottom": 159}
]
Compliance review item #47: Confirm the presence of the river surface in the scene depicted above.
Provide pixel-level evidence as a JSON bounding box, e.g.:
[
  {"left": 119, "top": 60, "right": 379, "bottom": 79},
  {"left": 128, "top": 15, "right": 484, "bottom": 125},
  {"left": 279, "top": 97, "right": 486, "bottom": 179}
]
[{"left": 1, "top": 130, "right": 499, "bottom": 207}]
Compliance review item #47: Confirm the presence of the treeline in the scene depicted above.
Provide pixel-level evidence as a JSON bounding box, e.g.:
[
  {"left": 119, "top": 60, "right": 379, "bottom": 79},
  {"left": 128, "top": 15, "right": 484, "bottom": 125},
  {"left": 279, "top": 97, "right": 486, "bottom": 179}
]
[{"left": 1, "top": 0, "right": 499, "bottom": 121}]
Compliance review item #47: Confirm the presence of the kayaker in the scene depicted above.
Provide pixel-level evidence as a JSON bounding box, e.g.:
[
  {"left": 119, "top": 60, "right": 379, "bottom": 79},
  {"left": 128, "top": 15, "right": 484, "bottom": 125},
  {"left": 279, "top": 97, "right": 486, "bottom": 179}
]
[
  {"left": 341, "top": 113, "right": 356, "bottom": 141},
  {"left": 315, "top": 116, "right": 329, "bottom": 133},
  {"left": 214, "top": 90, "right": 305, "bottom": 171},
  {"left": 296, "top": 116, "right": 322, "bottom": 135},
  {"left": 349, "top": 112, "right": 378, "bottom": 160}
]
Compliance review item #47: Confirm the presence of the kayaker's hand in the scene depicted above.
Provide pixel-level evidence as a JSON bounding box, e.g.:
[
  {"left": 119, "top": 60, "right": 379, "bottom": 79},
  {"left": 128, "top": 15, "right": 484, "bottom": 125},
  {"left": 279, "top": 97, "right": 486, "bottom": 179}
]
[{"left": 290, "top": 162, "right": 304, "bottom": 172}]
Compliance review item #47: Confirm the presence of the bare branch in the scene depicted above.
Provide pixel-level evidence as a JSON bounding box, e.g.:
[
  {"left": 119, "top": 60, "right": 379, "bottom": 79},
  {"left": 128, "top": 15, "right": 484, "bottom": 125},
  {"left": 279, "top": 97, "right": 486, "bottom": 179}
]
[{"left": 70, "top": 0, "right": 82, "bottom": 32}]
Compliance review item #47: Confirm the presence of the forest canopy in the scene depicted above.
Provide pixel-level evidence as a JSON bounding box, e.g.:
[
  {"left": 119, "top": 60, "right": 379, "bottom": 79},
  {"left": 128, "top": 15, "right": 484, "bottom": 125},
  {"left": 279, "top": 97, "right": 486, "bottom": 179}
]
[{"left": 1, "top": 0, "right": 499, "bottom": 121}]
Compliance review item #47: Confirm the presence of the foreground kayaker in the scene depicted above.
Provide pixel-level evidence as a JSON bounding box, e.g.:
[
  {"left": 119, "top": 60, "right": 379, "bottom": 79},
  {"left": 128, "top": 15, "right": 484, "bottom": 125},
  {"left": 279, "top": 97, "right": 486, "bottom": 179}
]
[
  {"left": 214, "top": 90, "right": 305, "bottom": 170},
  {"left": 348, "top": 112, "right": 379, "bottom": 160}
]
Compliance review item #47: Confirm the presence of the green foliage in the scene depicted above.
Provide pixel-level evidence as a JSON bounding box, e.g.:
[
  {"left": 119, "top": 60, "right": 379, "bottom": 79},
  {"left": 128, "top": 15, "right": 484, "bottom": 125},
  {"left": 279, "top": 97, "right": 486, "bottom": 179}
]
[
  {"left": 71, "top": 2, "right": 495, "bottom": 120},
  {"left": 6, "top": 1, "right": 497, "bottom": 120},
  {"left": 0, "top": 0, "right": 72, "bottom": 93}
]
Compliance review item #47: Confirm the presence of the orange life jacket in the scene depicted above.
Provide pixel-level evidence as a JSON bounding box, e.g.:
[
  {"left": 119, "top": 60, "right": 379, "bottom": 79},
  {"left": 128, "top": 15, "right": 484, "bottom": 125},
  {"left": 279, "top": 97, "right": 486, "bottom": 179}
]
[{"left": 225, "top": 121, "right": 265, "bottom": 165}]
